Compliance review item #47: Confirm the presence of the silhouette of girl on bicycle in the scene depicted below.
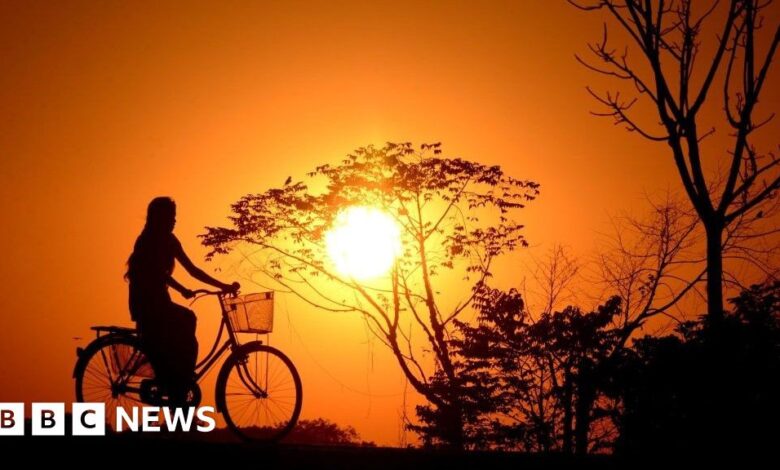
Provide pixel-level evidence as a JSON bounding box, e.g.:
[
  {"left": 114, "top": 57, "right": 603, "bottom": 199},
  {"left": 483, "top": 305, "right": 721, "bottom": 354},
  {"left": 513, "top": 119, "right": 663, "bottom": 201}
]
[{"left": 125, "top": 197, "right": 239, "bottom": 406}]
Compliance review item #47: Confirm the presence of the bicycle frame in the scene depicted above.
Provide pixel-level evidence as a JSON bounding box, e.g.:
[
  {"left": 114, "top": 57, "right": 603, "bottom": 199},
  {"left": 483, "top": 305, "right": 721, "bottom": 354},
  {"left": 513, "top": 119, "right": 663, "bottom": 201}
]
[
  {"left": 91, "top": 290, "right": 262, "bottom": 396},
  {"left": 193, "top": 326, "right": 232, "bottom": 382}
]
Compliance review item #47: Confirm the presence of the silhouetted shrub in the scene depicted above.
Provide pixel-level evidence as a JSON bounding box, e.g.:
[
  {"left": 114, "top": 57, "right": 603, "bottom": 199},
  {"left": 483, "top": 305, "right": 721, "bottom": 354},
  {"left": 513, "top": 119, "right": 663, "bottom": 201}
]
[{"left": 614, "top": 282, "right": 780, "bottom": 458}]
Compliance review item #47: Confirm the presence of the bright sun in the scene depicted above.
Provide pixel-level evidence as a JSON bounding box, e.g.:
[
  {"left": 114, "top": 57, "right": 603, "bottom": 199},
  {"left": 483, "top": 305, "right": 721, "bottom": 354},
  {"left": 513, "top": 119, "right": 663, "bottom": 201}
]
[{"left": 326, "top": 206, "right": 402, "bottom": 280}]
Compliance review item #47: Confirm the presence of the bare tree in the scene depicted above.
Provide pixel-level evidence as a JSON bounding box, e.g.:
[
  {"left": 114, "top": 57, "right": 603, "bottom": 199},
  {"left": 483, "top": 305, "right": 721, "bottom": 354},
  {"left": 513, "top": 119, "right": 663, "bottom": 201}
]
[
  {"left": 594, "top": 194, "right": 705, "bottom": 344},
  {"left": 524, "top": 244, "right": 581, "bottom": 316},
  {"left": 202, "top": 142, "right": 539, "bottom": 448},
  {"left": 573, "top": 0, "right": 780, "bottom": 320}
]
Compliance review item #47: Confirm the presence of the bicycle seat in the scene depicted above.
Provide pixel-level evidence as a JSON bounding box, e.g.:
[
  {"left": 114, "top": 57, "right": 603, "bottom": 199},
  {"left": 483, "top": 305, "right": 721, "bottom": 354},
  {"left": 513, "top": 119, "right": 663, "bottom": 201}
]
[{"left": 90, "top": 325, "right": 137, "bottom": 334}]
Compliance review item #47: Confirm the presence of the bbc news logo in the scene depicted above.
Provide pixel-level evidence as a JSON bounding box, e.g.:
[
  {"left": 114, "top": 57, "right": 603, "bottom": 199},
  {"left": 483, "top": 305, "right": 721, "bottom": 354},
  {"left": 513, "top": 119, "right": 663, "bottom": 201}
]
[{"left": 0, "top": 403, "right": 216, "bottom": 436}]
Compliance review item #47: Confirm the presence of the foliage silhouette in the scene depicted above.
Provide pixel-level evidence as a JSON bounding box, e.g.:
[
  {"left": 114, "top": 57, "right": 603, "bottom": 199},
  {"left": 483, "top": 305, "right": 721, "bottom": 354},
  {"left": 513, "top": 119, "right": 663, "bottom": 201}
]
[
  {"left": 438, "top": 280, "right": 779, "bottom": 455},
  {"left": 613, "top": 281, "right": 780, "bottom": 457},
  {"left": 422, "top": 285, "right": 624, "bottom": 453},
  {"left": 282, "top": 418, "right": 376, "bottom": 446},
  {"left": 202, "top": 418, "right": 375, "bottom": 446}
]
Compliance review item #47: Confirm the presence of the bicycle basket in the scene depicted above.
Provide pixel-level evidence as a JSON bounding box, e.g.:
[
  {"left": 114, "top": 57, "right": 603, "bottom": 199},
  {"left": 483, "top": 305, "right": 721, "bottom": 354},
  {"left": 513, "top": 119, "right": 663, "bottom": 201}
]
[{"left": 224, "top": 292, "right": 274, "bottom": 334}]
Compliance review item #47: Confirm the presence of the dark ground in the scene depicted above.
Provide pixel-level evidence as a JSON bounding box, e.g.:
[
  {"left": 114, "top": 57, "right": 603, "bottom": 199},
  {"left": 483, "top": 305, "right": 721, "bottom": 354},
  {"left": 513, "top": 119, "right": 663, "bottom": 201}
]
[{"left": 0, "top": 433, "right": 621, "bottom": 468}]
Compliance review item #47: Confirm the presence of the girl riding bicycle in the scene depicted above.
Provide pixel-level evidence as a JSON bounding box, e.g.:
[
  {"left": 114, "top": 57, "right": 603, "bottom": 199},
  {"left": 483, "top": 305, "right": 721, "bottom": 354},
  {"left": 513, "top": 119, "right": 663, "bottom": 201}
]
[{"left": 125, "top": 196, "right": 239, "bottom": 407}]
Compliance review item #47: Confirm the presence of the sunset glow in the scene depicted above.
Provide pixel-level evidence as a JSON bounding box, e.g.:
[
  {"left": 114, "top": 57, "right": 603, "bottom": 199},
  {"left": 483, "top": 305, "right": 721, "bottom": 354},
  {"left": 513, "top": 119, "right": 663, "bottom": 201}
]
[
  {"left": 325, "top": 206, "right": 402, "bottom": 280},
  {"left": 1, "top": 0, "right": 777, "bottom": 451}
]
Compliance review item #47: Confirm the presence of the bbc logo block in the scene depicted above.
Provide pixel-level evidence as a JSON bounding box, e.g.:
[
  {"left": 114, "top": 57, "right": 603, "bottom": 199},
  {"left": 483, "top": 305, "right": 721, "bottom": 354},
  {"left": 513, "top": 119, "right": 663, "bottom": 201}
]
[
  {"left": 0, "top": 403, "right": 24, "bottom": 436},
  {"left": 31, "top": 403, "right": 65, "bottom": 436},
  {"left": 0, "top": 403, "right": 106, "bottom": 436},
  {"left": 72, "top": 403, "right": 105, "bottom": 436}
]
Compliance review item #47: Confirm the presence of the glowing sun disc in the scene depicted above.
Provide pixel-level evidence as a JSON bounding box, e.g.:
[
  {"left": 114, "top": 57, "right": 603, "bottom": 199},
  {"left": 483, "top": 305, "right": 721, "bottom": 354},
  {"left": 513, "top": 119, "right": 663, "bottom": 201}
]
[{"left": 325, "top": 206, "right": 402, "bottom": 280}]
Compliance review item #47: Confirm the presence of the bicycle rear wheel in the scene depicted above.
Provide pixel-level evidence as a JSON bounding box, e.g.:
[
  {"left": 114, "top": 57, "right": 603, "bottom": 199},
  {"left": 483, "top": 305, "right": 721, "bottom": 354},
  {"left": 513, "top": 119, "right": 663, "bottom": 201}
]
[
  {"left": 74, "top": 335, "right": 154, "bottom": 428},
  {"left": 216, "top": 342, "right": 302, "bottom": 442}
]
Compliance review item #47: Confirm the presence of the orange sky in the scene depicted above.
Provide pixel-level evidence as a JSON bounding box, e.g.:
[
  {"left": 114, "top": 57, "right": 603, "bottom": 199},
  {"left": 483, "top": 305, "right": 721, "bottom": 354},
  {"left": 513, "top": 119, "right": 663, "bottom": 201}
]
[{"left": 1, "top": 1, "right": 777, "bottom": 445}]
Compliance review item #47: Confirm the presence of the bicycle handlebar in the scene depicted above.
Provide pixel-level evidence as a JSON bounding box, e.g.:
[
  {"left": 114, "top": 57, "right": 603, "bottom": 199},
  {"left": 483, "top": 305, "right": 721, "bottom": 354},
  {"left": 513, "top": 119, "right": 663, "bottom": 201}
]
[
  {"left": 189, "top": 288, "right": 240, "bottom": 306},
  {"left": 191, "top": 288, "right": 226, "bottom": 296}
]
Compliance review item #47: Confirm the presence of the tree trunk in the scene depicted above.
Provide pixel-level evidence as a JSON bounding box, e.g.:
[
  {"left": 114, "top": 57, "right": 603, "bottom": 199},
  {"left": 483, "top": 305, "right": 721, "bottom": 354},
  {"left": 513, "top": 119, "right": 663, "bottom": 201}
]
[
  {"left": 441, "top": 403, "right": 465, "bottom": 449},
  {"left": 562, "top": 368, "right": 574, "bottom": 454},
  {"left": 574, "top": 362, "right": 595, "bottom": 455},
  {"left": 705, "top": 221, "right": 725, "bottom": 321}
]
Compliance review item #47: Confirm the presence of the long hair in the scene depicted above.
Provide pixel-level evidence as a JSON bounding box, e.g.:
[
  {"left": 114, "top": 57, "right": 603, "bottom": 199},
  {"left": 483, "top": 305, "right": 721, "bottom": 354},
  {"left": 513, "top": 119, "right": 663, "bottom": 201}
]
[{"left": 125, "top": 197, "right": 176, "bottom": 281}]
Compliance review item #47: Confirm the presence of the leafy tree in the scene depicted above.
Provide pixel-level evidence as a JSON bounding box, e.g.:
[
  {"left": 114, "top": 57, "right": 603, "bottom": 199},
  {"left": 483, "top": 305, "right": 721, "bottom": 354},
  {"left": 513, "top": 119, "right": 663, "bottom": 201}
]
[
  {"left": 429, "top": 282, "right": 623, "bottom": 453},
  {"left": 202, "top": 142, "right": 539, "bottom": 448},
  {"left": 410, "top": 285, "right": 529, "bottom": 450}
]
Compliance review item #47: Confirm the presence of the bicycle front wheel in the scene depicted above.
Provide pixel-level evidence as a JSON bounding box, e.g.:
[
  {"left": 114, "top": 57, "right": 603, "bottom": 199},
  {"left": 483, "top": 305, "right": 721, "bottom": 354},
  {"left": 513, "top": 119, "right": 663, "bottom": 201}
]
[{"left": 216, "top": 342, "right": 302, "bottom": 442}]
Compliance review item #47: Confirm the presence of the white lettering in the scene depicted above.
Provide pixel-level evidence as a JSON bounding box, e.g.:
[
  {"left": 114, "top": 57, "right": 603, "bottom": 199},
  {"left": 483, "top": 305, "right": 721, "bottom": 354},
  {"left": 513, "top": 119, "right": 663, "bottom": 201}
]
[
  {"left": 116, "top": 406, "right": 139, "bottom": 432},
  {"left": 196, "top": 406, "right": 216, "bottom": 432},
  {"left": 142, "top": 407, "right": 161, "bottom": 432},
  {"left": 163, "top": 407, "right": 194, "bottom": 432}
]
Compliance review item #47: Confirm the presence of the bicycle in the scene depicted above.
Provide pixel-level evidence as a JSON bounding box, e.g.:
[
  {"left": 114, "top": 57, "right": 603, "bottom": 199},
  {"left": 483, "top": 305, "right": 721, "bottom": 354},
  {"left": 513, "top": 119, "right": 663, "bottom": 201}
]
[{"left": 73, "top": 289, "right": 302, "bottom": 442}]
